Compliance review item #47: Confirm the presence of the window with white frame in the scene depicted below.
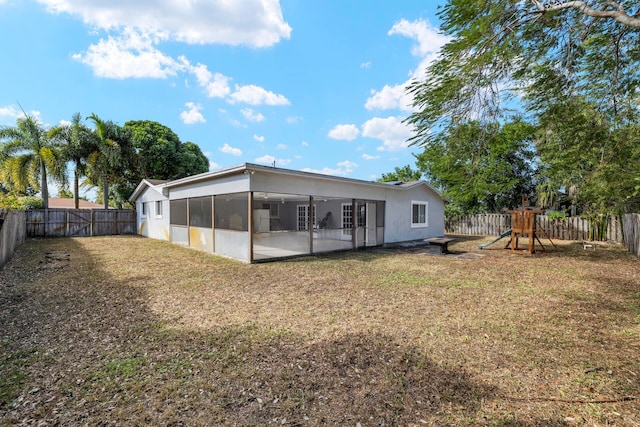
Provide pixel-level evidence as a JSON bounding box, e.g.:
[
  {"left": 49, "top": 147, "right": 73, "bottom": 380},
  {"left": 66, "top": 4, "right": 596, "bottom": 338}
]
[
  {"left": 155, "top": 200, "right": 163, "bottom": 218},
  {"left": 140, "top": 202, "right": 147, "bottom": 217},
  {"left": 411, "top": 201, "right": 428, "bottom": 228},
  {"left": 297, "top": 204, "right": 316, "bottom": 231}
]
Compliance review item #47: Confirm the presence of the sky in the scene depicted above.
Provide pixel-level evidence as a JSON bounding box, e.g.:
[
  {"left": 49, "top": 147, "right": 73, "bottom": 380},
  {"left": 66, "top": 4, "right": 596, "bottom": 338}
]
[{"left": 0, "top": 0, "right": 449, "bottom": 197}]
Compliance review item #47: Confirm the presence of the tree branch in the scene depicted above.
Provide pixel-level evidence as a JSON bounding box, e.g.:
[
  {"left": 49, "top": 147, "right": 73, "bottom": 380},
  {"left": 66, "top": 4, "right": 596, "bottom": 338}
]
[{"left": 528, "top": 0, "right": 640, "bottom": 27}]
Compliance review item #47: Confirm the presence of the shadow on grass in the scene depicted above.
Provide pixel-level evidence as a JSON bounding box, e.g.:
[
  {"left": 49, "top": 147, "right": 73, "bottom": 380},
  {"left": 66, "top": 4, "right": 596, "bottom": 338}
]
[{"left": 0, "top": 237, "right": 578, "bottom": 426}]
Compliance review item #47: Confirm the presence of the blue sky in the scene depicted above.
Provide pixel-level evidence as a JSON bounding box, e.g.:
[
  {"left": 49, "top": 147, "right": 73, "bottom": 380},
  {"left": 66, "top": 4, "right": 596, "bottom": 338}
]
[{"left": 0, "top": 0, "right": 449, "bottom": 196}]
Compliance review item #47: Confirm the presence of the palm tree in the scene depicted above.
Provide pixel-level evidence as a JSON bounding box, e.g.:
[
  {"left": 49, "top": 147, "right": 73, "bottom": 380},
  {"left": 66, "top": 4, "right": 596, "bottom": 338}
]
[
  {"left": 0, "top": 114, "right": 67, "bottom": 209},
  {"left": 51, "top": 113, "right": 94, "bottom": 209},
  {"left": 86, "top": 113, "right": 123, "bottom": 209}
]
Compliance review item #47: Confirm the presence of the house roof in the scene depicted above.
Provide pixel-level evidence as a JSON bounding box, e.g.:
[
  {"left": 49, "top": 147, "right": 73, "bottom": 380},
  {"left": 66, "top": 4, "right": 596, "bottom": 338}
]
[
  {"left": 129, "top": 163, "right": 441, "bottom": 202},
  {"left": 48, "top": 198, "right": 105, "bottom": 209}
]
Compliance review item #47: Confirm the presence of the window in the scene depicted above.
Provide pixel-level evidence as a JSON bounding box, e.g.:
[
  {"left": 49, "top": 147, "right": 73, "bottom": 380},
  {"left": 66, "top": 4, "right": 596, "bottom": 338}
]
[
  {"left": 297, "top": 204, "right": 316, "bottom": 231},
  {"left": 411, "top": 201, "right": 428, "bottom": 228},
  {"left": 155, "top": 201, "right": 163, "bottom": 218},
  {"left": 140, "top": 202, "right": 147, "bottom": 217},
  {"left": 341, "top": 203, "right": 353, "bottom": 236}
]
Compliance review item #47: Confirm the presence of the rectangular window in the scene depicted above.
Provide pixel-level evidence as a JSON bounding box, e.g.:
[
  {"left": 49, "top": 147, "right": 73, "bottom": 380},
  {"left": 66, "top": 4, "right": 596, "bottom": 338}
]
[
  {"left": 140, "top": 202, "right": 147, "bottom": 217},
  {"left": 155, "top": 201, "right": 163, "bottom": 217},
  {"left": 297, "top": 204, "right": 316, "bottom": 231},
  {"left": 411, "top": 201, "right": 428, "bottom": 228}
]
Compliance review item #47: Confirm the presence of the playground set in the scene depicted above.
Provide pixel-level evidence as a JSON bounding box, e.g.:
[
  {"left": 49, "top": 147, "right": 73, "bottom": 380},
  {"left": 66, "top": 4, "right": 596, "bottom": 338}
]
[{"left": 478, "top": 197, "right": 556, "bottom": 254}]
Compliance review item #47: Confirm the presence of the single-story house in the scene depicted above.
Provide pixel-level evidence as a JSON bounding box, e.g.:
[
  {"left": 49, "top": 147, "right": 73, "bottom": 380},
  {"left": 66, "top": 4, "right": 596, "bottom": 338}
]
[{"left": 129, "top": 163, "right": 445, "bottom": 263}]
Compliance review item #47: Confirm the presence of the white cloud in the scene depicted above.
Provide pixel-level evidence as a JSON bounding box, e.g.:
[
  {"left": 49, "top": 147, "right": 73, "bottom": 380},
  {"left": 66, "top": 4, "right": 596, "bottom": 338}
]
[
  {"left": 365, "top": 84, "right": 413, "bottom": 111},
  {"left": 388, "top": 19, "right": 449, "bottom": 58},
  {"left": 220, "top": 143, "right": 242, "bottom": 156},
  {"left": 229, "top": 84, "right": 290, "bottom": 106},
  {"left": 188, "top": 62, "right": 231, "bottom": 98},
  {"left": 366, "top": 19, "right": 449, "bottom": 112},
  {"left": 327, "top": 124, "right": 360, "bottom": 141},
  {"left": 0, "top": 105, "right": 20, "bottom": 119},
  {"left": 57, "top": 1, "right": 291, "bottom": 104},
  {"left": 180, "top": 102, "right": 205, "bottom": 124},
  {"left": 255, "top": 155, "right": 290, "bottom": 166},
  {"left": 362, "top": 153, "right": 380, "bottom": 160},
  {"left": 303, "top": 160, "right": 358, "bottom": 177},
  {"left": 301, "top": 141, "right": 309, "bottom": 147},
  {"left": 360, "top": 61, "right": 372, "bottom": 69},
  {"left": 276, "top": 144, "right": 287, "bottom": 150},
  {"left": 209, "top": 161, "right": 219, "bottom": 171},
  {"left": 253, "top": 134, "right": 265, "bottom": 142},
  {"left": 286, "top": 116, "right": 302, "bottom": 124},
  {"left": 241, "top": 108, "right": 266, "bottom": 122},
  {"left": 37, "top": 0, "right": 291, "bottom": 47},
  {"left": 0, "top": 105, "right": 42, "bottom": 123},
  {"left": 362, "top": 116, "right": 414, "bottom": 152},
  {"left": 72, "top": 28, "right": 182, "bottom": 79}
]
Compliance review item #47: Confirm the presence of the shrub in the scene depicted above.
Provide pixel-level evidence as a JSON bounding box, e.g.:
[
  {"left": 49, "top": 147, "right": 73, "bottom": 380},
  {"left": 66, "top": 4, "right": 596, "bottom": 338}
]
[{"left": 0, "top": 194, "right": 43, "bottom": 210}]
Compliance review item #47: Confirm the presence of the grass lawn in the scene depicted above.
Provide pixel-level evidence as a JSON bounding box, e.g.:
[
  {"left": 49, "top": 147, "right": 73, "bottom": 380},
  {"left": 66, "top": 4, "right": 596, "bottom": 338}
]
[{"left": 1, "top": 235, "right": 639, "bottom": 426}]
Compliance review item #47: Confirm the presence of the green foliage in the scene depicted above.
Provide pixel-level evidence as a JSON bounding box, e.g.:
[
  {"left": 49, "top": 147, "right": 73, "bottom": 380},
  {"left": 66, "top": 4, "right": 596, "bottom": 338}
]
[
  {"left": 125, "top": 120, "right": 182, "bottom": 180},
  {"left": 0, "top": 194, "right": 43, "bottom": 210},
  {"left": 176, "top": 141, "right": 209, "bottom": 178},
  {"left": 377, "top": 165, "right": 422, "bottom": 183},
  {"left": 0, "top": 114, "right": 68, "bottom": 209},
  {"left": 415, "top": 119, "right": 536, "bottom": 213},
  {"left": 444, "top": 203, "right": 465, "bottom": 222},
  {"left": 51, "top": 112, "right": 95, "bottom": 209},
  {"left": 407, "top": 0, "right": 640, "bottom": 216},
  {"left": 537, "top": 99, "right": 640, "bottom": 215},
  {"left": 546, "top": 211, "right": 567, "bottom": 221},
  {"left": 57, "top": 188, "right": 73, "bottom": 198},
  {"left": 125, "top": 121, "right": 209, "bottom": 182}
]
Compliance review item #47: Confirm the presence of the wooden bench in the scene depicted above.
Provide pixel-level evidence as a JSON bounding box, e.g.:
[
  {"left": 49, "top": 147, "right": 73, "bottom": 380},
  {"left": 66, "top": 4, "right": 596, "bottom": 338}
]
[{"left": 426, "top": 237, "right": 456, "bottom": 254}]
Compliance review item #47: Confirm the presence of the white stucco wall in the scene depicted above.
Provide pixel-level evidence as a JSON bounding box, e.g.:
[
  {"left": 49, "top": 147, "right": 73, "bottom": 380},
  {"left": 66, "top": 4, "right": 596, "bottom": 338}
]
[
  {"left": 383, "top": 184, "right": 445, "bottom": 243},
  {"left": 136, "top": 184, "right": 170, "bottom": 241}
]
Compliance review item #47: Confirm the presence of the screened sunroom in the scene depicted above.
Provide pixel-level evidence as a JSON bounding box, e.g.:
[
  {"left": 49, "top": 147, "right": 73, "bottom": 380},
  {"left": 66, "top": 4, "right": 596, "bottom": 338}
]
[{"left": 130, "top": 163, "right": 444, "bottom": 263}]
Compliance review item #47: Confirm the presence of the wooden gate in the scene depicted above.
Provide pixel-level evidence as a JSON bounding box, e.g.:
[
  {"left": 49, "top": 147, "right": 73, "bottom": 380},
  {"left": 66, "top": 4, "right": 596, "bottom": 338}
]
[
  {"left": 26, "top": 209, "right": 136, "bottom": 237},
  {"left": 67, "top": 209, "right": 92, "bottom": 236}
]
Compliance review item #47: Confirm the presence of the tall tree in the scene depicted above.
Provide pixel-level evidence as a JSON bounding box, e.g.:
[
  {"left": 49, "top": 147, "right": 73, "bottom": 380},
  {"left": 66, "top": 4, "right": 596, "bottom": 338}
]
[
  {"left": 407, "top": 0, "right": 640, "bottom": 133},
  {"left": 124, "top": 120, "right": 182, "bottom": 180},
  {"left": 51, "top": 112, "right": 94, "bottom": 209},
  {"left": 415, "top": 119, "right": 536, "bottom": 213},
  {"left": 406, "top": 0, "right": 640, "bottom": 214},
  {"left": 86, "top": 114, "right": 126, "bottom": 209},
  {"left": 124, "top": 120, "right": 209, "bottom": 181},
  {"left": 0, "top": 114, "right": 67, "bottom": 209},
  {"left": 176, "top": 141, "right": 209, "bottom": 178},
  {"left": 377, "top": 165, "right": 422, "bottom": 183}
]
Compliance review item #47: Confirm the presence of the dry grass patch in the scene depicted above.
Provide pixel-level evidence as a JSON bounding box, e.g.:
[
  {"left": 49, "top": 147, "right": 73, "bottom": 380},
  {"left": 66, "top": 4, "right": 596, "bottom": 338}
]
[{"left": 1, "top": 235, "right": 639, "bottom": 426}]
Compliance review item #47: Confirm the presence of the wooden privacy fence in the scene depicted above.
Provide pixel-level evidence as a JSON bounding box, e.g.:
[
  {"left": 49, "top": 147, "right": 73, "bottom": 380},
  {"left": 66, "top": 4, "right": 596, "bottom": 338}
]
[
  {"left": 446, "top": 214, "right": 624, "bottom": 243},
  {"left": 0, "top": 209, "right": 26, "bottom": 268},
  {"left": 623, "top": 214, "right": 640, "bottom": 256},
  {"left": 26, "top": 209, "right": 136, "bottom": 237}
]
